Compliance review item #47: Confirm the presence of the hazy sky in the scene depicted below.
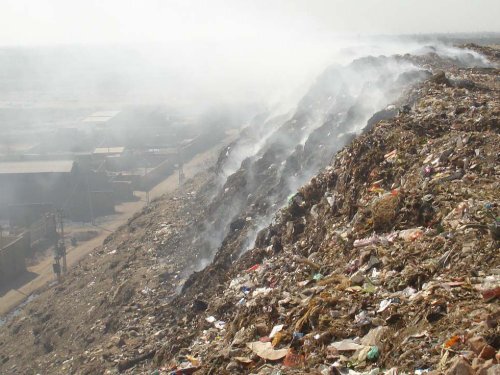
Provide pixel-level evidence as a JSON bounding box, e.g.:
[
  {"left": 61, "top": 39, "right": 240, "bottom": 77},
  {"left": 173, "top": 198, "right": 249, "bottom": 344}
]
[
  {"left": 0, "top": 0, "right": 497, "bottom": 109},
  {"left": 0, "top": 0, "right": 499, "bottom": 47}
]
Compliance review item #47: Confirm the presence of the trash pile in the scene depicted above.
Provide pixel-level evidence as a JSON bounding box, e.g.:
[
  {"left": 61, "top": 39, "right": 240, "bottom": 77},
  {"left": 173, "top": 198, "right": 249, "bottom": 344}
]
[
  {"left": 0, "top": 171, "right": 220, "bottom": 375},
  {"left": 153, "top": 45, "right": 500, "bottom": 374},
  {"left": 0, "top": 44, "right": 498, "bottom": 375}
]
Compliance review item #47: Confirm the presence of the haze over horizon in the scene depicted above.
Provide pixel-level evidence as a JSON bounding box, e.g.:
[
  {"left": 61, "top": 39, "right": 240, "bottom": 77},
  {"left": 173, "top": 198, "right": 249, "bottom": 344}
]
[
  {"left": 1, "top": 1, "right": 499, "bottom": 111},
  {"left": 0, "top": 0, "right": 499, "bottom": 48}
]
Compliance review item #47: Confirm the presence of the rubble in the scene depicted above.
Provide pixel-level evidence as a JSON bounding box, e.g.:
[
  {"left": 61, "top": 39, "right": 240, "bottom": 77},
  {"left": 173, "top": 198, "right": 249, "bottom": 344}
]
[{"left": 0, "top": 44, "right": 499, "bottom": 374}]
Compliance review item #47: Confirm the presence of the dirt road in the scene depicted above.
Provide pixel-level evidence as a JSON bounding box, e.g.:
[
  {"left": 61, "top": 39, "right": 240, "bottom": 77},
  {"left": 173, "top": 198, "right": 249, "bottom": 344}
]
[{"left": 0, "top": 141, "right": 228, "bottom": 316}]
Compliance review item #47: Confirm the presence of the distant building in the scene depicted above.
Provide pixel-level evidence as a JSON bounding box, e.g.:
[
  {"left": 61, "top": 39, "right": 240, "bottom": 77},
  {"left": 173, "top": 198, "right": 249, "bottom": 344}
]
[
  {"left": 0, "top": 160, "right": 114, "bottom": 222},
  {"left": 82, "top": 111, "right": 121, "bottom": 129},
  {"left": 0, "top": 160, "right": 75, "bottom": 219},
  {"left": 0, "top": 232, "right": 29, "bottom": 286},
  {"left": 8, "top": 202, "right": 54, "bottom": 228},
  {"left": 92, "top": 146, "right": 132, "bottom": 172},
  {"left": 93, "top": 146, "right": 125, "bottom": 156},
  {"left": 0, "top": 159, "right": 74, "bottom": 175}
]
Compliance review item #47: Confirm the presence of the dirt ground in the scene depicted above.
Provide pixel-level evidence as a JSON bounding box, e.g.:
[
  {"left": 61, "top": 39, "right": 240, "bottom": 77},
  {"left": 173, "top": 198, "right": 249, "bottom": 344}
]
[{"left": 0, "top": 138, "right": 232, "bottom": 317}]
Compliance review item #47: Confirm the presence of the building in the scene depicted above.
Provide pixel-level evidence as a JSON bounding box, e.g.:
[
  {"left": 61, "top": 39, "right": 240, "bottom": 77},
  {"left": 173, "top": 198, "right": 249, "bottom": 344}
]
[
  {"left": 92, "top": 146, "right": 125, "bottom": 157},
  {"left": 92, "top": 146, "right": 129, "bottom": 172},
  {"left": 82, "top": 111, "right": 121, "bottom": 130},
  {"left": 8, "top": 203, "right": 54, "bottom": 228},
  {"left": 0, "top": 232, "right": 29, "bottom": 286},
  {"left": 0, "top": 160, "right": 114, "bottom": 222},
  {"left": 83, "top": 110, "right": 121, "bottom": 123},
  {"left": 0, "top": 160, "right": 75, "bottom": 217}
]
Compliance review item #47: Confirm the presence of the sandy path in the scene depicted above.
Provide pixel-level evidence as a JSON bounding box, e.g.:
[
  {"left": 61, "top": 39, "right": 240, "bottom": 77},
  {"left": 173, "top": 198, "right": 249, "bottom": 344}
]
[{"left": 0, "top": 141, "right": 227, "bottom": 316}]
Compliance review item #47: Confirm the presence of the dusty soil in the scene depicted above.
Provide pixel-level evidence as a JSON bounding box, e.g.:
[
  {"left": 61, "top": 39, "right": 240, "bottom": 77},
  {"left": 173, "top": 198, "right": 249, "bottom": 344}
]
[{"left": 0, "top": 141, "right": 229, "bottom": 317}]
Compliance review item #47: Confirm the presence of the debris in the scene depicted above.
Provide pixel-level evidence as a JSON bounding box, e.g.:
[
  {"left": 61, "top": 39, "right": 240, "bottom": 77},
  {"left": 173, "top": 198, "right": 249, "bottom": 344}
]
[
  {"left": 329, "top": 339, "right": 364, "bottom": 351},
  {"left": 1, "top": 44, "right": 499, "bottom": 375},
  {"left": 283, "top": 350, "right": 305, "bottom": 368},
  {"left": 367, "top": 346, "right": 380, "bottom": 361},
  {"left": 313, "top": 273, "right": 323, "bottom": 281},
  {"left": 445, "top": 356, "right": 474, "bottom": 375},
  {"left": 269, "top": 324, "right": 284, "bottom": 339},
  {"left": 444, "top": 336, "right": 461, "bottom": 349},
  {"left": 246, "top": 264, "right": 260, "bottom": 272},
  {"left": 246, "top": 341, "right": 289, "bottom": 360},
  {"left": 234, "top": 357, "right": 253, "bottom": 364},
  {"left": 117, "top": 350, "right": 156, "bottom": 372},
  {"left": 384, "top": 149, "right": 398, "bottom": 162},
  {"left": 377, "top": 298, "right": 392, "bottom": 312},
  {"left": 350, "top": 271, "right": 366, "bottom": 286},
  {"left": 481, "top": 287, "right": 500, "bottom": 302},
  {"left": 398, "top": 228, "right": 424, "bottom": 242}
]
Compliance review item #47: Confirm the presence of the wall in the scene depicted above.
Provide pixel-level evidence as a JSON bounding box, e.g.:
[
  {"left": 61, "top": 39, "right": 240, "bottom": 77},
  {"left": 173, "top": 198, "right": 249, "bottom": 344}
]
[
  {"left": 0, "top": 233, "right": 29, "bottom": 286},
  {"left": 140, "top": 157, "right": 177, "bottom": 191},
  {"left": 8, "top": 203, "right": 54, "bottom": 228},
  {"left": 0, "top": 172, "right": 73, "bottom": 219},
  {"left": 27, "top": 214, "right": 57, "bottom": 256},
  {"left": 112, "top": 180, "right": 135, "bottom": 202}
]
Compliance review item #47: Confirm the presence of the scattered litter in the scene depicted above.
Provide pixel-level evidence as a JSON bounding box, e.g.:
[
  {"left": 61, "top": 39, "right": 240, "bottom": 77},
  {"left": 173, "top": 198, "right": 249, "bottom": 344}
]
[{"left": 246, "top": 341, "right": 289, "bottom": 360}]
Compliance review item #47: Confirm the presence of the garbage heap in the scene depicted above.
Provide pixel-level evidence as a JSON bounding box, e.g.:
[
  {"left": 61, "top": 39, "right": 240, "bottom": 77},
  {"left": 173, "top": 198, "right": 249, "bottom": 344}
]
[
  {"left": 0, "top": 45, "right": 497, "bottom": 375},
  {"left": 157, "top": 46, "right": 499, "bottom": 374},
  {"left": 1, "top": 49, "right": 438, "bottom": 374},
  {"left": 0, "top": 170, "right": 220, "bottom": 374}
]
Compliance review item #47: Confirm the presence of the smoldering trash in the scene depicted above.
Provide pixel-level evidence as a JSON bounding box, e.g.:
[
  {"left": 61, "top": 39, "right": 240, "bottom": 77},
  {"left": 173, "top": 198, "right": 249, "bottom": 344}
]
[{"left": 0, "top": 43, "right": 499, "bottom": 375}]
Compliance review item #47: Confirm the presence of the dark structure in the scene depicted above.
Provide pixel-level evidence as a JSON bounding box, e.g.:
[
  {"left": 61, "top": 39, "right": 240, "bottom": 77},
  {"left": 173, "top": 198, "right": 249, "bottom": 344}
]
[
  {"left": 0, "top": 160, "right": 114, "bottom": 222},
  {"left": 0, "top": 233, "right": 29, "bottom": 286},
  {"left": 8, "top": 202, "right": 54, "bottom": 228}
]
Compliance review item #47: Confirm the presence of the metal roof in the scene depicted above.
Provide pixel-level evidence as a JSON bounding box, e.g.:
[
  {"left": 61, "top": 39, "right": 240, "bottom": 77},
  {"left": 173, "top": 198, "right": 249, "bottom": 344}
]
[
  {"left": 93, "top": 147, "right": 125, "bottom": 155},
  {"left": 83, "top": 110, "right": 120, "bottom": 123},
  {"left": 0, "top": 160, "right": 74, "bottom": 174}
]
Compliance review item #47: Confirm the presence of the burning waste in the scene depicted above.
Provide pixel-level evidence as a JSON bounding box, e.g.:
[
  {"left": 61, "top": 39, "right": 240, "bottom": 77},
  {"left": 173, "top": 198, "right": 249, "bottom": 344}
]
[{"left": 0, "top": 43, "right": 498, "bottom": 375}]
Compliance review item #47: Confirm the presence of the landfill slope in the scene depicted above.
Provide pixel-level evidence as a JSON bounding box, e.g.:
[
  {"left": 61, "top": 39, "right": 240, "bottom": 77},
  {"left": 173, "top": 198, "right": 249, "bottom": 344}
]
[
  {"left": 161, "top": 45, "right": 500, "bottom": 374},
  {"left": 0, "top": 44, "right": 498, "bottom": 375}
]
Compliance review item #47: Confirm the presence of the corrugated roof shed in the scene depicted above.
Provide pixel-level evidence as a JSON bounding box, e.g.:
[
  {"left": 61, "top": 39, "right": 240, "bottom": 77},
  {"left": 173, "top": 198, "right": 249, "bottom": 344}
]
[
  {"left": 83, "top": 110, "right": 120, "bottom": 123},
  {"left": 0, "top": 160, "right": 74, "bottom": 174},
  {"left": 93, "top": 147, "right": 125, "bottom": 155}
]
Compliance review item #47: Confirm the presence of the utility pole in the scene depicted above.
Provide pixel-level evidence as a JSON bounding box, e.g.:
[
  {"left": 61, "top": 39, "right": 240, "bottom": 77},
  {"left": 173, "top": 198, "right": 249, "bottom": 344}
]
[
  {"left": 58, "top": 210, "right": 67, "bottom": 274},
  {"left": 52, "top": 210, "right": 67, "bottom": 279},
  {"left": 52, "top": 217, "right": 62, "bottom": 283},
  {"left": 144, "top": 163, "right": 150, "bottom": 206},
  {"left": 85, "top": 170, "right": 95, "bottom": 225},
  {"left": 177, "top": 144, "right": 185, "bottom": 186},
  {"left": 52, "top": 257, "right": 61, "bottom": 283}
]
